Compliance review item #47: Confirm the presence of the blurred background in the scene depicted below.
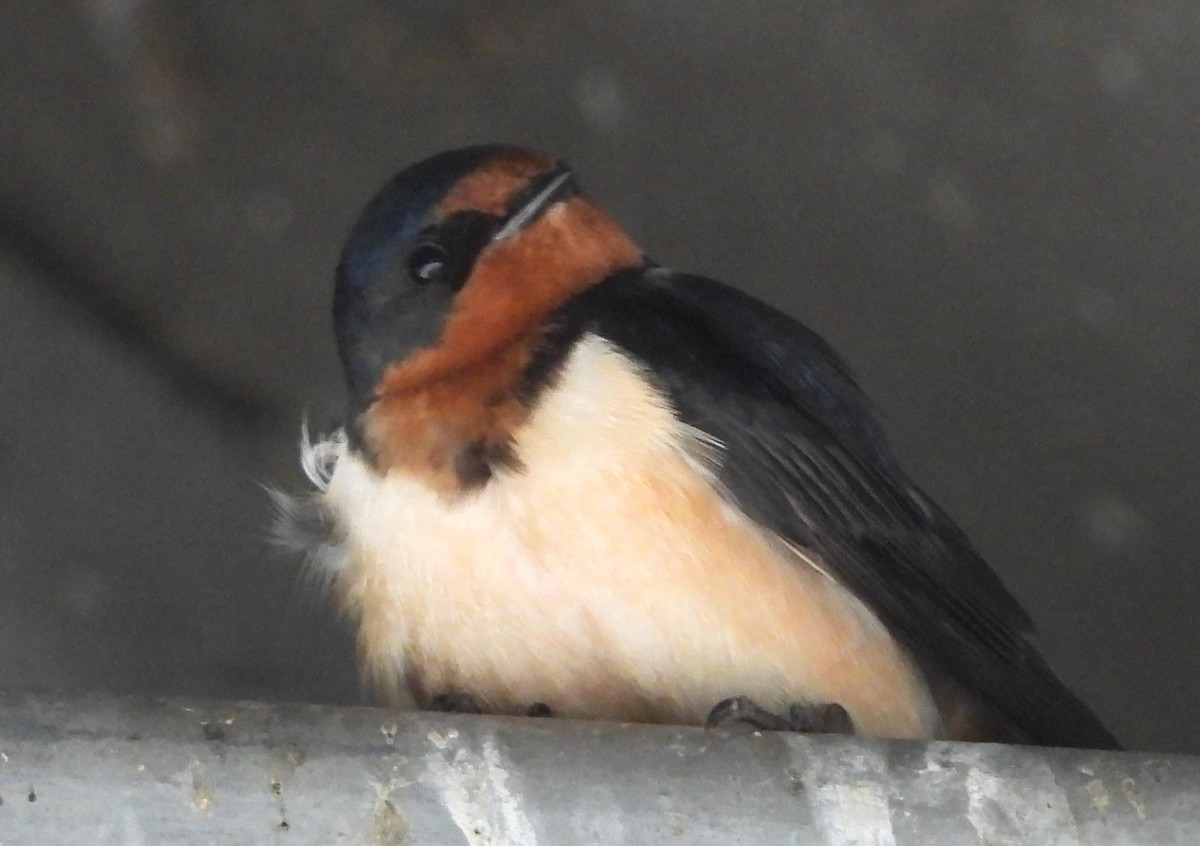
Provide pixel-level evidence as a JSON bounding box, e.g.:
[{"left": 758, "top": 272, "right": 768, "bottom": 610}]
[{"left": 1, "top": 0, "right": 1197, "bottom": 753}]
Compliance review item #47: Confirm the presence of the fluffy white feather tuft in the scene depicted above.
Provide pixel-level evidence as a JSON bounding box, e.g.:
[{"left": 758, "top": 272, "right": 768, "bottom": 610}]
[
  {"left": 300, "top": 418, "right": 343, "bottom": 492},
  {"left": 268, "top": 423, "right": 350, "bottom": 591}
]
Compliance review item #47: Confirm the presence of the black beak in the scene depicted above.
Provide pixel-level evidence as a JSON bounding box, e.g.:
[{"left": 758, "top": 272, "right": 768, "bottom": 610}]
[{"left": 491, "top": 165, "right": 577, "bottom": 243}]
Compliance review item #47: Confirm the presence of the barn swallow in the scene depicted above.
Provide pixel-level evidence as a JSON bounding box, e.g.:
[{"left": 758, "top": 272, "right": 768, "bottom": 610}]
[{"left": 281, "top": 144, "right": 1118, "bottom": 748}]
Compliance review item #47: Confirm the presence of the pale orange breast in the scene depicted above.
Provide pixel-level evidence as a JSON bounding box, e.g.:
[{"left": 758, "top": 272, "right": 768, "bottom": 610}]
[{"left": 321, "top": 335, "right": 940, "bottom": 739}]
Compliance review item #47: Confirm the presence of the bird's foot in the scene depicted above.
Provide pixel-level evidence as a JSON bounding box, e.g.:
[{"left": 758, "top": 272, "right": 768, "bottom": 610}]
[
  {"left": 706, "top": 696, "right": 855, "bottom": 735},
  {"left": 428, "top": 693, "right": 554, "bottom": 719}
]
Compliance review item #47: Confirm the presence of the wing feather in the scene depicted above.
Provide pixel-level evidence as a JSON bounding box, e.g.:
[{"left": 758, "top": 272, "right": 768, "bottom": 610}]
[{"left": 549, "top": 268, "right": 1117, "bottom": 749}]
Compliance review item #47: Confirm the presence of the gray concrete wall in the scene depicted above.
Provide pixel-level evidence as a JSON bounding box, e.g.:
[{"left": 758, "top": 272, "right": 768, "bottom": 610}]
[{"left": 1, "top": 1, "right": 1197, "bottom": 753}]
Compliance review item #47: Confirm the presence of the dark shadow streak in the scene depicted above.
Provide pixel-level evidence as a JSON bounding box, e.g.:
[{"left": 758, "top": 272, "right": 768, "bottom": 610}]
[{"left": 0, "top": 212, "right": 282, "bottom": 433}]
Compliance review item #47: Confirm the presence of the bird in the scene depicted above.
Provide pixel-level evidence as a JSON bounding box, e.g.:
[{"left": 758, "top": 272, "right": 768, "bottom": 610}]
[{"left": 278, "top": 143, "right": 1119, "bottom": 748}]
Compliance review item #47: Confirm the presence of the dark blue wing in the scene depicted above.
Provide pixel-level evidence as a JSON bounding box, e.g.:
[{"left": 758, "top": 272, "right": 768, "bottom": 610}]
[{"left": 551, "top": 267, "right": 1117, "bottom": 749}]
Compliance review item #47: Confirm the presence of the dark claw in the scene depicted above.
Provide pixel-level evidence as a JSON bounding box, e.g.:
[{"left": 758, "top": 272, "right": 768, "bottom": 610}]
[
  {"left": 706, "top": 695, "right": 855, "bottom": 735},
  {"left": 429, "top": 692, "right": 483, "bottom": 714},
  {"left": 707, "top": 696, "right": 794, "bottom": 731},
  {"left": 429, "top": 694, "right": 555, "bottom": 719},
  {"left": 787, "top": 701, "right": 854, "bottom": 734}
]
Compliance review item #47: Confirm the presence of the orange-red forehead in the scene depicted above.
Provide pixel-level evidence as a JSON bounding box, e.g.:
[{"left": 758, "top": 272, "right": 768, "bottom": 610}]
[{"left": 436, "top": 149, "right": 558, "bottom": 218}]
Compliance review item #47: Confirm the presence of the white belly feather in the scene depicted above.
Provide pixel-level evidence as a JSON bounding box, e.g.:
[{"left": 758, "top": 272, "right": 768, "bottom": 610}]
[{"left": 304, "top": 335, "right": 939, "bottom": 738}]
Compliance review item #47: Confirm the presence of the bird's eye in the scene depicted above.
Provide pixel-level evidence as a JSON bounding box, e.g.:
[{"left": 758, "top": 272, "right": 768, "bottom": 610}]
[{"left": 407, "top": 243, "right": 448, "bottom": 285}]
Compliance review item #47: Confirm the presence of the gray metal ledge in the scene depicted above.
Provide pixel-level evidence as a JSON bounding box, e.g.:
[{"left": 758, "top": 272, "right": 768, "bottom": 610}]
[{"left": 0, "top": 691, "right": 1194, "bottom": 845}]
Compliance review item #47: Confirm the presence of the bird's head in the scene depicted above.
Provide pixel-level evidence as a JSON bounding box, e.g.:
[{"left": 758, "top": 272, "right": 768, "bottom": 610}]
[{"left": 334, "top": 145, "right": 645, "bottom": 420}]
